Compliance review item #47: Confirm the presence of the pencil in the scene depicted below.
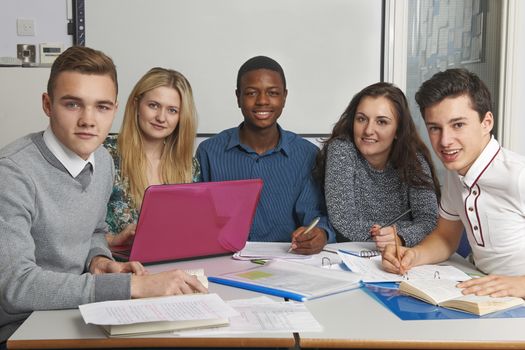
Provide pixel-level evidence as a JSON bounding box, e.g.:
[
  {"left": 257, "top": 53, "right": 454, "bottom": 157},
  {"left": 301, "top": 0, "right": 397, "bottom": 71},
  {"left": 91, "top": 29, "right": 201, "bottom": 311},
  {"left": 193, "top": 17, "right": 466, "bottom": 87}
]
[
  {"left": 392, "top": 225, "right": 404, "bottom": 275},
  {"left": 382, "top": 209, "right": 412, "bottom": 228}
]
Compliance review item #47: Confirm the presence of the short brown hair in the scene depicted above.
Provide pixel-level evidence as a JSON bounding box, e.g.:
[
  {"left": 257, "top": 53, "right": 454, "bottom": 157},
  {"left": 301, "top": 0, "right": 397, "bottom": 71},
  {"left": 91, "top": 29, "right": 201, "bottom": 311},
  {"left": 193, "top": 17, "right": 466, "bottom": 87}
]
[
  {"left": 415, "top": 68, "right": 492, "bottom": 122},
  {"left": 47, "top": 46, "right": 118, "bottom": 99}
]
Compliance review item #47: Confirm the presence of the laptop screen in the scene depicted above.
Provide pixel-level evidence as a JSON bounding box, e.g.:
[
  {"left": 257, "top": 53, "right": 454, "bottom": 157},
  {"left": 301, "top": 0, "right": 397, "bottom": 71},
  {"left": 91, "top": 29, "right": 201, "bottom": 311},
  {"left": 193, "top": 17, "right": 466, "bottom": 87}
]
[{"left": 116, "top": 179, "right": 262, "bottom": 264}]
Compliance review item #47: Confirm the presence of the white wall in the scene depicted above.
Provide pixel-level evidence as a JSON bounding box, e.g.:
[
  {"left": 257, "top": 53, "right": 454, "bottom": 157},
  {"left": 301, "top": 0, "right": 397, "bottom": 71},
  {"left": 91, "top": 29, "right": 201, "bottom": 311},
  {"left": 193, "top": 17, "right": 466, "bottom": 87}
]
[
  {"left": 0, "top": 67, "right": 50, "bottom": 147},
  {"left": 85, "top": 0, "right": 383, "bottom": 135},
  {"left": 0, "top": 0, "right": 72, "bottom": 60}
]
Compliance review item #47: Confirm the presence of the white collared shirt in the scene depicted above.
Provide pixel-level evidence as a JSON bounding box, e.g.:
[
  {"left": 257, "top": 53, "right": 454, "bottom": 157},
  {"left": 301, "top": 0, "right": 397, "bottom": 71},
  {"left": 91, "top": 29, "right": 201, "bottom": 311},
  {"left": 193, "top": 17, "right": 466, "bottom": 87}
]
[
  {"left": 439, "top": 136, "right": 525, "bottom": 275},
  {"left": 43, "top": 127, "right": 95, "bottom": 178}
]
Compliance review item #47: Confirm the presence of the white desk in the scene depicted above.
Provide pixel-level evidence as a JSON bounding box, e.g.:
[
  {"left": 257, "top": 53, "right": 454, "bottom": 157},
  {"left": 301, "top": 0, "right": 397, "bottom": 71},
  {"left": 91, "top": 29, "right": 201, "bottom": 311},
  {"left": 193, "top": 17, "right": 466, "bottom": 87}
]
[
  {"left": 8, "top": 248, "right": 525, "bottom": 349},
  {"left": 301, "top": 287, "right": 525, "bottom": 349},
  {"left": 7, "top": 255, "right": 295, "bottom": 349},
  {"left": 300, "top": 253, "right": 525, "bottom": 349}
]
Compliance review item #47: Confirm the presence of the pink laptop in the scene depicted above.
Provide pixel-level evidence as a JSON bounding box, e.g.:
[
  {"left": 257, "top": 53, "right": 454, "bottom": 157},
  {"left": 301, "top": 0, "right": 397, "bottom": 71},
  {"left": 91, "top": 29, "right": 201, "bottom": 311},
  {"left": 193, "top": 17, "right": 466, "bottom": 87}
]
[{"left": 111, "top": 179, "right": 262, "bottom": 264}]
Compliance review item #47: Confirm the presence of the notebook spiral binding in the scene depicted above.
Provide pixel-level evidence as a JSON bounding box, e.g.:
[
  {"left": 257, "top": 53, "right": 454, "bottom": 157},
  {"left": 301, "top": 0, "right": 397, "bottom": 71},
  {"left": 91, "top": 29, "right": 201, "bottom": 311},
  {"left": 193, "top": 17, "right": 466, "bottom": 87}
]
[{"left": 359, "top": 250, "right": 380, "bottom": 258}]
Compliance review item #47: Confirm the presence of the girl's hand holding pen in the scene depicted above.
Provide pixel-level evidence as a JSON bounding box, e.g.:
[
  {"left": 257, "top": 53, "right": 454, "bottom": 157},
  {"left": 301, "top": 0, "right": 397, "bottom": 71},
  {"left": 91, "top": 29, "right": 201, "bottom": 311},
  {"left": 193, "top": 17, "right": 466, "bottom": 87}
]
[
  {"left": 381, "top": 244, "right": 416, "bottom": 275},
  {"left": 370, "top": 224, "right": 400, "bottom": 252}
]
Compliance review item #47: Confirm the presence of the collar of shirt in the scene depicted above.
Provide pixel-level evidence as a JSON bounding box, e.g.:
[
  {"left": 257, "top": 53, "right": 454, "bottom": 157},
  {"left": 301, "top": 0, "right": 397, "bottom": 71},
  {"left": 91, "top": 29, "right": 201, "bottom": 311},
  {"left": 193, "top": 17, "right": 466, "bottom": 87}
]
[
  {"left": 226, "top": 123, "right": 291, "bottom": 157},
  {"left": 460, "top": 135, "right": 500, "bottom": 188},
  {"left": 43, "top": 127, "right": 96, "bottom": 178}
]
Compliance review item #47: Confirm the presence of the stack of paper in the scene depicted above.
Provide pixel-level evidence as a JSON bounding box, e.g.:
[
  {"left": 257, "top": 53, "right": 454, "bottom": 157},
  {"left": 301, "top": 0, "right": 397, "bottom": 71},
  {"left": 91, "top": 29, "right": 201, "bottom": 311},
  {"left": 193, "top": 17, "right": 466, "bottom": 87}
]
[
  {"left": 174, "top": 296, "right": 323, "bottom": 335},
  {"left": 79, "top": 293, "right": 238, "bottom": 336}
]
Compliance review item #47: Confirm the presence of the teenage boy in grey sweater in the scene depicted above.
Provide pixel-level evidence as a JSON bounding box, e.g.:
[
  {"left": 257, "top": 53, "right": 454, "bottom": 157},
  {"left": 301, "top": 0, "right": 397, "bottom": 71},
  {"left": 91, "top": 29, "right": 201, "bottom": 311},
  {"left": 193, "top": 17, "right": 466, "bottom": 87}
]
[{"left": 0, "top": 46, "right": 206, "bottom": 344}]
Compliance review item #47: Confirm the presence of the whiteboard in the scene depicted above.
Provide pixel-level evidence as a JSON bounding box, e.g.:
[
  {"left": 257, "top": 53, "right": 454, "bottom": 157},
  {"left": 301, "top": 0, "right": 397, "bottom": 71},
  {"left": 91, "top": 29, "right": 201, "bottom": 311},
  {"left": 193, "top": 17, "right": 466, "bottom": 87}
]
[{"left": 85, "top": 0, "right": 383, "bottom": 134}]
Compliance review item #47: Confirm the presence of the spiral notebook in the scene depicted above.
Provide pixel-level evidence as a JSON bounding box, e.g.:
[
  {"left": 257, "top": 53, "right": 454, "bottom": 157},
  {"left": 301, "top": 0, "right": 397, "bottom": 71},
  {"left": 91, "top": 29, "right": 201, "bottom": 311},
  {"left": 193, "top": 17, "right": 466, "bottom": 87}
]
[{"left": 111, "top": 179, "right": 262, "bottom": 264}]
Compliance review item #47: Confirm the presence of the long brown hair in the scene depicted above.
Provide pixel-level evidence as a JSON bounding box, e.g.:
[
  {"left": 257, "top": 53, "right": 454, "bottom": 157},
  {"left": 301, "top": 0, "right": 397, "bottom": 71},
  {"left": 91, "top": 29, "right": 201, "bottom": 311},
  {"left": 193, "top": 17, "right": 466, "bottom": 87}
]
[
  {"left": 314, "top": 82, "right": 440, "bottom": 198},
  {"left": 118, "top": 67, "right": 197, "bottom": 207}
]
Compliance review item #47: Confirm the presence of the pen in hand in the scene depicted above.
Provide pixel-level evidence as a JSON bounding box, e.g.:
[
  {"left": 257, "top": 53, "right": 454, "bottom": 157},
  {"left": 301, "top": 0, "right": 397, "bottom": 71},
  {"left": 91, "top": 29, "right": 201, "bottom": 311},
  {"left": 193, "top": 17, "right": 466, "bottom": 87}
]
[
  {"left": 288, "top": 216, "right": 321, "bottom": 253},
  {"left": 382, "top": 209, "right": 412, "bottom": 229},
  {"left": 370, "top": 208, "right": 412, "bottom": 252},
  {"left": 392, "top": 224, "right": 405, "bottom": 275}
]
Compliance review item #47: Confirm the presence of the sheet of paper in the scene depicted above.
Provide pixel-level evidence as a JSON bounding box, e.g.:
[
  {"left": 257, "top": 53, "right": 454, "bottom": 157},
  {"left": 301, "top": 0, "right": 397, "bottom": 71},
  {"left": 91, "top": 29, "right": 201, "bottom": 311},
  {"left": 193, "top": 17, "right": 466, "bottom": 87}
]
[
  {"left": 79, "top": 293, "right": 238, "bottom": 325},
  {"left": 323, "top": 241, "right": 377, "bottom": 254},
  {"left": 338, "top": 251, "right": 471, "bottom": 282},
  {"left": 234, "top": 242, "right": 311, "bottom": 260},
  {"left": 173, "top": 297, "right": 322, "bottom": 335}
]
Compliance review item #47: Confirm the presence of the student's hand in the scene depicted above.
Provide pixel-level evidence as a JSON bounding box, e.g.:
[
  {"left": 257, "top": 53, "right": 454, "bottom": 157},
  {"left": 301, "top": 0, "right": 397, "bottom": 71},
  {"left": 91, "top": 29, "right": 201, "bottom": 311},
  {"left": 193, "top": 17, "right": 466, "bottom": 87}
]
[
  {"left": 370, "top": 224, "right": 401, "bottom": 252},
  {"left": 89, "top": 256, "right": 146, "bottom": 275},
  {"left": 290, "top": 227, "right": 327, "bottom": 255},
  {"left": 130, "top": 269, "right": 208, "bottom": 298},
  {"left": 457, "top": 275, "right": 525, "bottom": 298},
  {"left": 106, "top": 224, "right": 137, "bottom": 247},
  {"left": 381, "top": 244, "right": 418, "bottom": 275}
]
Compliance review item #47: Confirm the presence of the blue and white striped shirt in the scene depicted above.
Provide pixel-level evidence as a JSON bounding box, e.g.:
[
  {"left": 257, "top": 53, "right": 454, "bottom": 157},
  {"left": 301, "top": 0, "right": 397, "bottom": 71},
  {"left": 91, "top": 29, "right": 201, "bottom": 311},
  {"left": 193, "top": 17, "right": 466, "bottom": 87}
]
[{"left": 196, "top": 124, "right": 334, "bottom": 243}]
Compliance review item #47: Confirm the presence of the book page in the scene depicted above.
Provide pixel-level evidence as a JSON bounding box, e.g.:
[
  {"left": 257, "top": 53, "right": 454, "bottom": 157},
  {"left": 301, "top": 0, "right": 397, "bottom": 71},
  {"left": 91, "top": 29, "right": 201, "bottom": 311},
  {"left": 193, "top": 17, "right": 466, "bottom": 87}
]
[
  {"left": 442, "top": 293, "right": 525, "bottom": 315},
  {"left": 338, "top": 251, "right": 471, "bottom": 282},
  {"left": 183, "top": 268, "right": 208, "bottom": 288},
  {"left": 173, "top": 296, "right": 322, "bottom": 335},
  {"left": 401, "top": 279, "right": 464, "bottom": 304},
  {"left": 79, "top": 293, "right": 238, "bottom": 325}
]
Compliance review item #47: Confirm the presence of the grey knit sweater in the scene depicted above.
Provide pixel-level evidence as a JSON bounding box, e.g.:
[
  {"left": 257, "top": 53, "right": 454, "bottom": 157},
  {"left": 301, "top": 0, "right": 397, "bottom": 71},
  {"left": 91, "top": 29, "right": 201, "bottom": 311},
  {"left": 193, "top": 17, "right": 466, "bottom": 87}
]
[
  {"left": 0, "top": 132, "right": 130, "bottom": 342},
  {"left": 324, "top": 138, "right": 438, "bottom": 246}
]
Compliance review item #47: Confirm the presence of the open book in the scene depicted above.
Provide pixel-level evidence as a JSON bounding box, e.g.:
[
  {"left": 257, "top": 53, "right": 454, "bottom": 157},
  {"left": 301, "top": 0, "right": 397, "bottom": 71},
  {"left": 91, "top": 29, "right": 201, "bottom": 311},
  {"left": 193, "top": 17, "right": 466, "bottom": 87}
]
[
  {"left": 399, "top": 279, "right": 525, "bottom": 316},
  {"left": 209, "top": 259, "right": 361, "bottom": 301}
]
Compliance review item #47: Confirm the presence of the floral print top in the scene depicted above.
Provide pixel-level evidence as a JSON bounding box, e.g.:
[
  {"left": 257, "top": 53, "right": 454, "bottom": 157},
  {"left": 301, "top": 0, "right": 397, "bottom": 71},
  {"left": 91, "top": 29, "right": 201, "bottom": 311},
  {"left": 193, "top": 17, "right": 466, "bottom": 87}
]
[{"left": 103, "top": 134, "right": 201, "bottom": 234}]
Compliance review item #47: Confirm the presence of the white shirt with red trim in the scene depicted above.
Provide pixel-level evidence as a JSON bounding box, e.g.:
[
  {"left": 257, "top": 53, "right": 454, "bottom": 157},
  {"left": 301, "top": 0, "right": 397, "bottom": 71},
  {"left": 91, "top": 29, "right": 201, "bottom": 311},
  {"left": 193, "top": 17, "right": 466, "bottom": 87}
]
[{"left": 440, "top": 137, "right": 525, "bottom": 275}]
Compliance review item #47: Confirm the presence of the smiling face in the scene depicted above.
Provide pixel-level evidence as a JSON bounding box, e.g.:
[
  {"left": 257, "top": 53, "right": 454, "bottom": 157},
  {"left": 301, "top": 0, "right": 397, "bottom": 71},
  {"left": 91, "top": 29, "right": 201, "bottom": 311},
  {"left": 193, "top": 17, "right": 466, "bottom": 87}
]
[
  {"left": 137, "top": 86, "right": 181, "bottom": 143},
  {"left": 42, "top": 71, "right": 117, "bottom": 160},
  {"left": 353, "top": 96, "right": 399, "bottom": 169},
  {"left": 236, "top": 69, "right": 287, "bottom": 131},
  {"left": 424, "top": 94, "right": 493, "bottom": 175}
]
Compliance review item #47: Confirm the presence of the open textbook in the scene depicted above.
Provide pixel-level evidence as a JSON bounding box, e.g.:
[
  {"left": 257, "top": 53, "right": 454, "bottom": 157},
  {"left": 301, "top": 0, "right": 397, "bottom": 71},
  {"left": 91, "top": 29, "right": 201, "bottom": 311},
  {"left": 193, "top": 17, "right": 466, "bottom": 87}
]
[
  {"left": 209, "top": 259, "right": 361, "bottom": 301},
  {"left": 399, "top": 279, "right": 525, "bottom": 316},
  {"left": 338, "top": 251, "right": 471, "bottom": 282},
  {"left": 79, "top": 293, "right": 238, "bottom": 337}
]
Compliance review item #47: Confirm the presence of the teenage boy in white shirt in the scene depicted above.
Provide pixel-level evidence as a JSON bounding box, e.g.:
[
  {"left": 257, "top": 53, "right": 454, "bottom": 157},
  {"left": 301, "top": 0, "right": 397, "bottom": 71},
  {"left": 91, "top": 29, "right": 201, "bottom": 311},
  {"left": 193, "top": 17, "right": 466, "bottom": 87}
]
[{"left": 382, "top": 68, "right": 525, "bottom": 298}]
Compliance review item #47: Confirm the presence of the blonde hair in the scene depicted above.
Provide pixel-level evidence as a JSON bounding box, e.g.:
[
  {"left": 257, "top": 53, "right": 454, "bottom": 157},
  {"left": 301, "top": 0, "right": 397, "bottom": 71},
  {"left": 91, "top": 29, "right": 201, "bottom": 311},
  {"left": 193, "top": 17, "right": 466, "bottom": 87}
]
[{"left": 118, "top": 67, "right": 197, "bottom": 207}]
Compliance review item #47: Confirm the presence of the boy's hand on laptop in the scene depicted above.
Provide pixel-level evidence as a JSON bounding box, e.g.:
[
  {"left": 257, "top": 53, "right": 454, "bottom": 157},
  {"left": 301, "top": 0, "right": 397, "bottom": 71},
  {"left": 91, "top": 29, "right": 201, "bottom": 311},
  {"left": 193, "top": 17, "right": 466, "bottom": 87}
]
[
  {"left": 106, "top": 224, "right": 136, "bottom": 247},
  {"left": 290, "top": 227, "right": 327, "bottom": 255},
  {"left": 130, "top": 270, "right": 208, "bottom": 298},
  {"left": 89, "top": 256, "right": 146, "bottom": 275}
]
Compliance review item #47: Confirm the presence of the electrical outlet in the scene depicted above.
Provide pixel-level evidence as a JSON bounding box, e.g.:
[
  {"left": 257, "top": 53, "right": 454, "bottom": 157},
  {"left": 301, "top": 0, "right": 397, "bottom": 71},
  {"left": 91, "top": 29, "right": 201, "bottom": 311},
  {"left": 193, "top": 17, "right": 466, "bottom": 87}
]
[{"left": 17, "top": 18, "right": 35, "bottom": 36}]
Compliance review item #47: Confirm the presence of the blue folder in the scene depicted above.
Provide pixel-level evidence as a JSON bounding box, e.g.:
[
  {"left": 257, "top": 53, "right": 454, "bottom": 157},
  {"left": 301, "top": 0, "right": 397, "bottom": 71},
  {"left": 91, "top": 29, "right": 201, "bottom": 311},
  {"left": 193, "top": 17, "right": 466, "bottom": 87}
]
[
  {"left": 363, "top": 283, "right": 525, "bottom": 320},
  {"left": 208, "top": 276, "right": 307, "bottom": 301}
]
